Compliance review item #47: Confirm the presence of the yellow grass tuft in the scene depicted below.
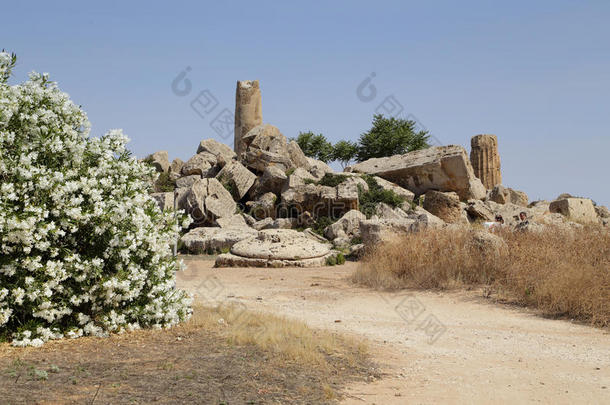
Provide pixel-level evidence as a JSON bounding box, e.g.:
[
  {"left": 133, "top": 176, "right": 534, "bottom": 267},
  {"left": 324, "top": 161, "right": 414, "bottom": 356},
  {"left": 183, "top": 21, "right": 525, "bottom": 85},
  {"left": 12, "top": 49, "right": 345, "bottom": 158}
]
[
  {"left": 184, "top": 304, "right": 368, "bottom": 369},
  {"left": 352, "top": 226, "right": 610, "bottom": 326}
]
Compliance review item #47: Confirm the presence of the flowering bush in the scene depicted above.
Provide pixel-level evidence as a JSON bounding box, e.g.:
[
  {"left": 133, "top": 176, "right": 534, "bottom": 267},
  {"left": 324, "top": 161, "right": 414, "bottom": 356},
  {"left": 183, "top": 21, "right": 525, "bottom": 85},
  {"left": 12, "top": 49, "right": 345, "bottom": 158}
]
[{"left": 0, "top": 53, "right": 192, "bottom": 346}]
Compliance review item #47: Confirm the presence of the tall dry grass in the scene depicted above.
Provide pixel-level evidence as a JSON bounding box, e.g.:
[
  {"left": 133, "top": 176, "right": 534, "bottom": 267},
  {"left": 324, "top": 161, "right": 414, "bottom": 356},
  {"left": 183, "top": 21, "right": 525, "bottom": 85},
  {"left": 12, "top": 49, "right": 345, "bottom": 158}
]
[{"left": 352, "top": 226, "right": 610, "bottom": 327}]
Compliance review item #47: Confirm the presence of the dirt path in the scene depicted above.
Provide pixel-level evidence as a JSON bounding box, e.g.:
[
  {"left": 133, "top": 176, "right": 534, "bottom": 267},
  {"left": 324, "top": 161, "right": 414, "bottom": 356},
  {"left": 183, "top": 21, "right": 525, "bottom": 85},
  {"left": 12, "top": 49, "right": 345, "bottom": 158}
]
[{"left": 176, "top": 258, "right": 610, "bottom": 404}]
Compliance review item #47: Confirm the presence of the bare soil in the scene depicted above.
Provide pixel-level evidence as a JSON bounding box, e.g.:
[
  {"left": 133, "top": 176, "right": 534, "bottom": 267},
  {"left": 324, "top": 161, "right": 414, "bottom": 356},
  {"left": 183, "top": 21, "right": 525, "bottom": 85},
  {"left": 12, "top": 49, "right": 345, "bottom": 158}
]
[
  {"left": 0, "top": 305, "right": 371, "bottom": 404},
  {"left": 177, "top": 257, "right": 610, "bottom": 404}
]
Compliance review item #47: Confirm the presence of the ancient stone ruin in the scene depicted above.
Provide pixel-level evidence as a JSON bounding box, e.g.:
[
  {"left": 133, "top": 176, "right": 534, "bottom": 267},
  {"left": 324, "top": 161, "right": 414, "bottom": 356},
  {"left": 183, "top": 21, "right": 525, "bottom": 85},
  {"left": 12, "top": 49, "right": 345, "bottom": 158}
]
[
  {"left": 234, "top": 80, "right": 262, "bottom": 156},
  {"left": 146, "top": 80, "right": 609, "bottom": 267},
  {"left": 346, "top": 145, "right": 487, "bottom": 201},
  {"left": 216, "top": 229, "right": 334, "bottom": 267},
  {"left": 470, "top": 134, "right": 502, "bottom": 189}
]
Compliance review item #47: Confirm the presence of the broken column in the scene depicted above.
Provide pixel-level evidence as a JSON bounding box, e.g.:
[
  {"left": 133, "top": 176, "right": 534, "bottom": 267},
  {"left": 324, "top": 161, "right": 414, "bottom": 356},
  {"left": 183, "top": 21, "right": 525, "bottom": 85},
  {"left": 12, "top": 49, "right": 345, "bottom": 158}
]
[
  {"left": 234, "top": 80, "right": 262, "bottom": 156},
  {"left": 470, "top": 134, "right": 501, "bottom": 189}
]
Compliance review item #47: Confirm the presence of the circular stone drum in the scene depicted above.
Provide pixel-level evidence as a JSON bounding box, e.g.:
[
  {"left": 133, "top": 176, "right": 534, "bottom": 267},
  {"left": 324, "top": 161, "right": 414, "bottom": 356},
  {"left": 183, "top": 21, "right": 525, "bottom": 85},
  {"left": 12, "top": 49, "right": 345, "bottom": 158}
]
[{"left": 230, "top": 229, "right": 330, "bottom": 260}]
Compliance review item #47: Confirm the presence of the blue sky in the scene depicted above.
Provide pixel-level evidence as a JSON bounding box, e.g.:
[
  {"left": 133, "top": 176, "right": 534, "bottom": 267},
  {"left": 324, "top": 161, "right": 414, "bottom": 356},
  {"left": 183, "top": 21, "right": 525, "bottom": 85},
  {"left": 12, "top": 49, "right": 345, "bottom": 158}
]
[{"left": 3, "top": 0, "right": 609, "bottom": 205}]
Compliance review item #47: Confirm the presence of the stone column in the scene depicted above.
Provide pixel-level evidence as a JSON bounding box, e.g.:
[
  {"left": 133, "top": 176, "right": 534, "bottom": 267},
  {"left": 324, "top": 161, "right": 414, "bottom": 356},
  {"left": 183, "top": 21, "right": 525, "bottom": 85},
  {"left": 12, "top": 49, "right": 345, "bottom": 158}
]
[
  {"left": 470, "top": 134, "right": 501, "bottom": 189},
  {"left": 234, "top": 80, "right": 262, "bottom": 155}
]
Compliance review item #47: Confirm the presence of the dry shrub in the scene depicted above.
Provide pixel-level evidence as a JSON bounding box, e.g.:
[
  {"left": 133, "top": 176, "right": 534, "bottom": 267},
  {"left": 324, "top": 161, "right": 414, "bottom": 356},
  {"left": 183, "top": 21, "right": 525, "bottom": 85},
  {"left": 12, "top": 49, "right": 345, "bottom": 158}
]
[{"left": 353, "top": 226, "right": 610, "bottom": 326}]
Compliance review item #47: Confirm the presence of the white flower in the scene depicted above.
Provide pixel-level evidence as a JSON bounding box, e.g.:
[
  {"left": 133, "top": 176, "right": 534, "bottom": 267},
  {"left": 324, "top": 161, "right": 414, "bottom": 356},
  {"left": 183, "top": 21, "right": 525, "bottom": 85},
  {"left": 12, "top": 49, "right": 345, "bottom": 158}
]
[{"left": 2, "top": 53, "right": 191, "bottom": 347}]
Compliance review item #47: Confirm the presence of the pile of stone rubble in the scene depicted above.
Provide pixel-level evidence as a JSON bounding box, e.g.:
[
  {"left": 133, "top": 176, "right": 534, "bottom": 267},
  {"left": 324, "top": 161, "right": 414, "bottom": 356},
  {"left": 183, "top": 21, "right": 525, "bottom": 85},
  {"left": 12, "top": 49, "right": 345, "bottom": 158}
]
[{"left": 146, "top": 81, "right": 609, "bottom": 267}]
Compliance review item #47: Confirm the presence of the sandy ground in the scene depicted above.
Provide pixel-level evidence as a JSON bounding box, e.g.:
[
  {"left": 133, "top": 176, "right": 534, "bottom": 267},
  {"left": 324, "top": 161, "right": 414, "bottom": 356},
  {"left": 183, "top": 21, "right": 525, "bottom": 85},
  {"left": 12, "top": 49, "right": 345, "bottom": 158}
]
[{"left": 176, "top": 257, "right": 610, "bottom": 405}]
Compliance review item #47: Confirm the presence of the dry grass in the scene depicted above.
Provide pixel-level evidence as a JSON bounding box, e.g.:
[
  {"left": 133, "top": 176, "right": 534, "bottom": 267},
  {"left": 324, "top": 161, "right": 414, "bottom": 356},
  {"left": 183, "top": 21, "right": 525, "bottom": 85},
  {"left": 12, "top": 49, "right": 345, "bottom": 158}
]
[
  {"left": 352, "top": 226, "right": 610, "bottom": 327},
  {"left": 0, "top": 305, "right": 371, "bottom": 404},
  {"left": 186, "top": 303, "right": 368, "bottom": 370}
]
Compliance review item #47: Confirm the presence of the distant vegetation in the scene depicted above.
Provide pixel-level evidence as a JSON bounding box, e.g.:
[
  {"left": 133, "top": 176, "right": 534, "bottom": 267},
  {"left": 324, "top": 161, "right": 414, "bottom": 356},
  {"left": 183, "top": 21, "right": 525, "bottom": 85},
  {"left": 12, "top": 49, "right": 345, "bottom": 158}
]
[
  {"left": 292, "top": 131, "right": 334, "bottom": 163},
  {"left": 357, "top": 114, "right": 429, "bottom": 161},
  {"left": 294, "top": 114, "right": 430, "bottom": 168},
  {"left": 357, "top": 175, "right": 406, "bottom": 218}
]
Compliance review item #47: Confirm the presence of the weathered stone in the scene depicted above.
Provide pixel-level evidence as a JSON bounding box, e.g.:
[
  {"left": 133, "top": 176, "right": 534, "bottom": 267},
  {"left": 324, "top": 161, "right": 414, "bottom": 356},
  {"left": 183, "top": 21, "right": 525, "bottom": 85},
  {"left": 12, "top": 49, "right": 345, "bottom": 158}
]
[
  {"left": 307, "top": 157, "right": 334, "bottom": 180},
  {"left": 374, "top": 203, "right": 411, "bottom": 220},
  {"left": 145, "top": 151, "right": 170, "bottom": 173},
  {"left": 247, "top": 192, "right": 277, "bottom": 220},
  {"left": 176, "top": 174, "right": 201, "bottom": 189},
  {"left": 528, "top": 200, "right": 550, "bottom": 210},
  {"left": 170, "top": 158, "right": 184, "bottom": 176},
  {"left": 594, "top": 205, "right": 609, "bottom": 218},
  {"left": 216, "top": 160, "right": 256, "bottom": 200},
  {"left": 404, "top": 206, "right": 446, "bottom": 228},
  {"left": 242, "top": 213, "right": 257, "bottom": 226},
  {"left": 216, "top": 229, "right": 333, "bottom": 267},
  {"left": 470, "top": 135, "right": 501, "bottom": 189},
  {"left": 528, "top": 201, "right": 552, "bottom": 219},
  {"left": 250, "top": 165, "right": 287, "bottom": 197},
  {"left": 459, "top": 202, "right": 470, "bottom": 224},
  {"left": 186, "top": 178, "right": 236, "bottom": 226},
  {"left": 205, "top": 178, "right": 237, "bottom": 221},
  {"left": 373, "top": 176, "right": 415, "bottom": 202},
  {"left": 324, "top": 210, "right": 366, "bottom": 240},
  {"left": 303, "top": 228, "right": 330, "bottom": 244},
  {"left": 281, "top": 182, "right": 357, "bottom": 218},
  {"left": 336, "top": 176, "right": 368, "bottom": 212},
  {"left": 231, "top": 229, "right": 330, "bottom": 259},
  {"left": 549, "top": 198, "right": 598, "bottom": 224},
  {"left": 423, "top": 190, "right": 462, "bottom": 224},
  {"left": 466, "top": 199, "right": 495, "bottom": 221},
  {"left": 359, "top": 218, "right": 417, "bottom": 246},
  {"left": 595, "top": 205, "right": 609, "bottom": 223},
  {"left": 174, "top": 187, "right": 190, "bottom": 210},
  {"left": 215, "top": 252, "right": 332, "bottom": 268},
  {"left": 180, "top": 227, "right": 257, "bottom": 254},
  {"left": 263, "top": 218, "right": 298, "bottom": 230},
  {"left": 488, "top": 185, "right": 528, "bottom": 207},
  {"left": 469, "top": 230, "right": 508, "bottom": 257},
  {"left": 347, "top": 243, "right": 366, "bottom": 259},
  {"left": 297, "top": 211, "right": 315, "bottom": 227},
  {"left": 252, "top": 217, "right": 275, "bottom": 231},
  {"left": 216, "top": 214, "right": 248, "bottom": 228},
  {"left": 537, "top": 213, "right": 583, "bottom": 231},
  {"left": 197, "top": 138, "right": 236, "bottom": 163},
  {"left": 286, "top": 140, "right": 311, "bottom": 170},
  {"left": 246, "top": 217, "right": 296, "bottom": 231},
  {"left": 234, "top": 80, "right": 262, "bottom": 156},
  {"left": 241, "top": 124, "right": 292, "bottom": 171},
  {"left": 332, "top": 235, "right": 352, "bottom": 249},
  {"left": 285, "top": 167, "right": 316, "bottom": 189},
  {"left": 347, "top": 145, "right": 486, "bottom": 201},
  {"left": 182, "top": 152, "right": 217, "bottom": 177},
  {"left": 151, "top": 192, "right": 174, "bottom": 211},
  {"left": 408, "top": 212, "right": 446, "bottom": 232}
]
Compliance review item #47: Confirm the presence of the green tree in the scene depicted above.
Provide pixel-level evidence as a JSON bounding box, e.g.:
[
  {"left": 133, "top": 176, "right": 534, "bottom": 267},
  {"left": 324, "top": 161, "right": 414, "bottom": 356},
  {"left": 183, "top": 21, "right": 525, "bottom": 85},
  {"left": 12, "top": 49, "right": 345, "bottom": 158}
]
[
  {"left": 293, "top": 131, "right": 334, "bottom": 163},
  {"left": 357, "top": 114, "right": 429, "bottom": 162},
  {"left": 331, "top": 140, "right": 358, "bottom": 169}
]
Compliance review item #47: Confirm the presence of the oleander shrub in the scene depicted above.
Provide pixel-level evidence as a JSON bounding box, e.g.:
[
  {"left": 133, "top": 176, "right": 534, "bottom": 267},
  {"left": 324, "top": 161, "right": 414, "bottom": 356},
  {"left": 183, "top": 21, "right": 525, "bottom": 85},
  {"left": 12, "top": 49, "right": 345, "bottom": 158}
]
[{"left": 0, "top": 53, "right": 192, "bottom": 346}]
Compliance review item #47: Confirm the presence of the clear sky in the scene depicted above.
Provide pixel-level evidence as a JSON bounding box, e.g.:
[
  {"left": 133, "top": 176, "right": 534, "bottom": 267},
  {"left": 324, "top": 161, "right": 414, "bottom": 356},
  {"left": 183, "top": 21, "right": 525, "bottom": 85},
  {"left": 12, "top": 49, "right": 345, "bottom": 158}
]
[{"left": 3, "top": 0, "right": 609, "bottom": 205}]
